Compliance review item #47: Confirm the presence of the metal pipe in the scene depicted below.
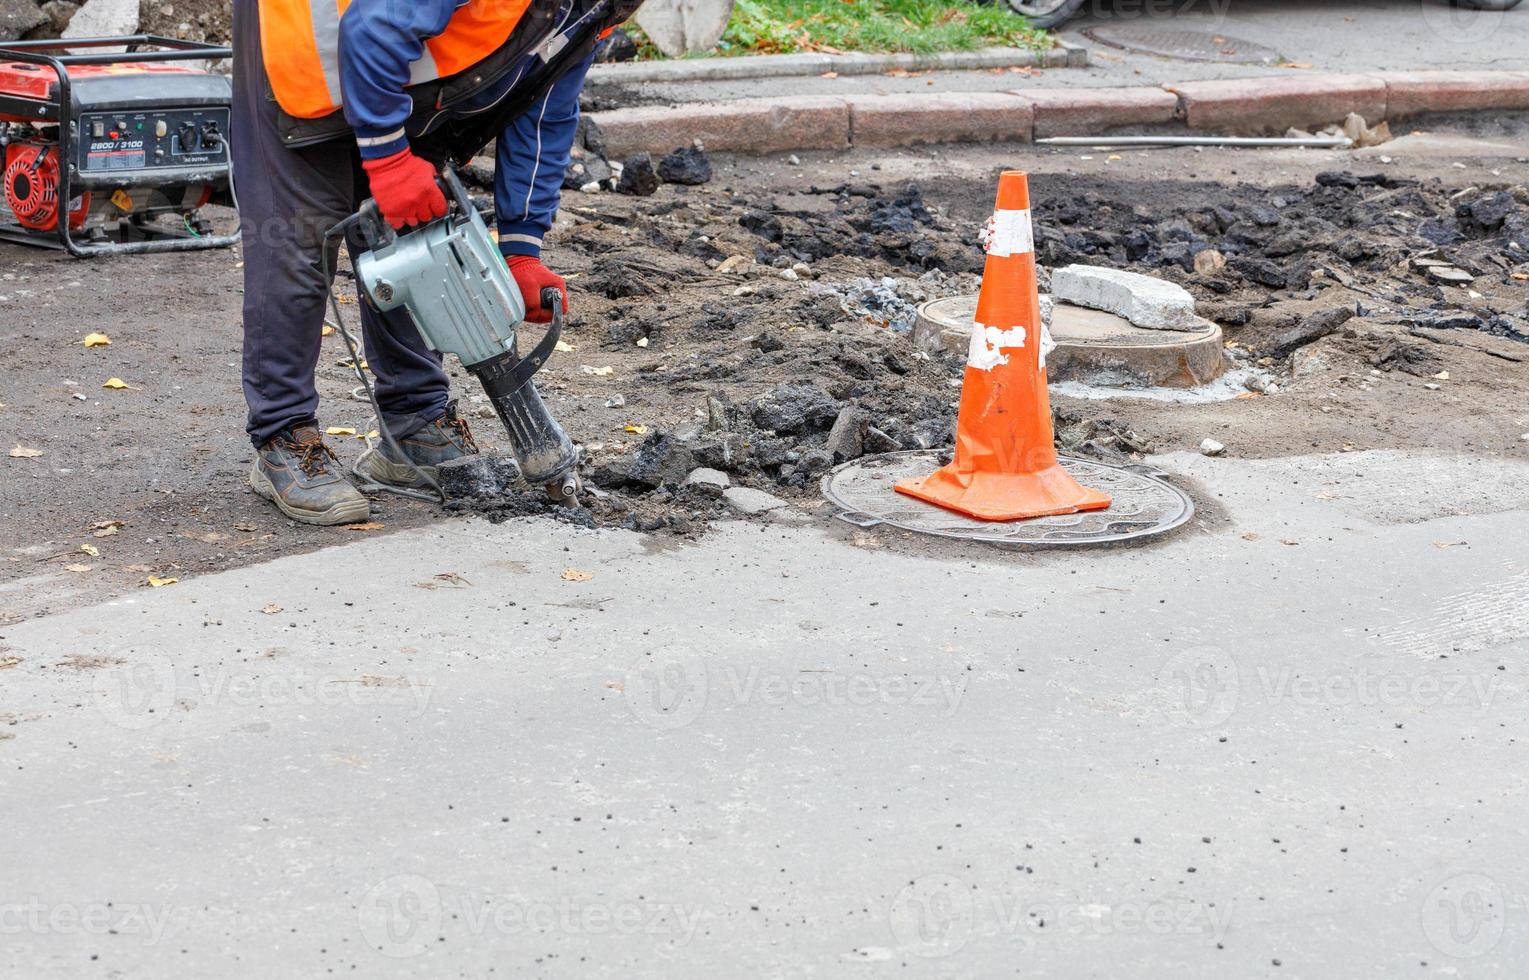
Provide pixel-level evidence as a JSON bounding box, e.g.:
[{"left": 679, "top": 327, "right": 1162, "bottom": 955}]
[{"left": 1037, "top": 135, "right": 1354, "bottom": 149}]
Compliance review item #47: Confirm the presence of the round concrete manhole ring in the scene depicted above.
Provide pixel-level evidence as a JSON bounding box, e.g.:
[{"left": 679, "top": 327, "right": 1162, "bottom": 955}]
[
  {"left": 914, "top": 296, "right": 1226, "bottom": 388},
  {"left": 821, "top": 450, "right": 1194, "bottom": 550},
  {"left": 1083, "top": 24, "right": 1282, "bottom": 65}
]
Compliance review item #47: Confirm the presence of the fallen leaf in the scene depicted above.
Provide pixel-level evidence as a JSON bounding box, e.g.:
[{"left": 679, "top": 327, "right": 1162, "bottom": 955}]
[
  {"left": 326, "top": 426, "right": 357, "bottom": 437},
  {"left": 79, "top": 543, "right": 100, "bottom": 557},
  {"left": 91, "top": 519, "right": 124, "bottom": 531},
  {"left": 0, "top": 656, "right": 20, "bottom": 669},
  {"left": 561, "top": 568, "right": 594, "bottom": 582},
  {"left": 260, "top": 603, "right": 282, "bottom": 615},
  {"left": 64, "top": 563, "right": 92, "bottom": 573},
  {"left": 605, "top": 680, "right": 625, "bottom": 691},
  {"left": 555, "top": 340, "right": 576, "bottom": 352},
  {"left": 102, "top": 377, "right": 132, "bottom": 390},
  {"left": 343, "top": 522, "right": 384, "bottom": 531},
  {"left": 820, "top": 71, "right": 838, "bottom": 79},
  {"left": 146, "top": 575, "right": 178, "bottom": 587},
  {"left": 624, "top": 423, "right": 649, "bottom": 435},
  {"left": 52, "top": 654, "right": 124, "bottom": 671},
  {"left": 1280, "top": 539, "right": 1300, "bottom": 546},
  {"left": 581, "top": 364, "right": 614, "bottom": 376},
  {"left": 92, "top": 525, "right": 119, "bottom": 538},
  {"left": 1241, "top": 532, "right": 1261, "bottom": 541},
  {"left": 233, "top": 522, "right": 259, "bottom": 532},
  {"left": 413, "top": 573, "right": 472, "bottom": 589},
  {"left": 82, "top": 332, "right": 112, "bottom": 348},
  {"left": 1513, "top": 273, "right": 1528, "bottom": 282},
  {"left": 1280, "top": 62, "right": 1314, "bottom": 69},
  {"left": 321, "top": 324, "right": 336, "bottom": 336},
  {"left": 9, "top": 445, "right": 42, "bottom": 459},
  {"left": 358, "top": 674, "right": 409, "bottom": 688},
  {"left": 1432, "top": 540, "right": 1468, "bottom": 549}
]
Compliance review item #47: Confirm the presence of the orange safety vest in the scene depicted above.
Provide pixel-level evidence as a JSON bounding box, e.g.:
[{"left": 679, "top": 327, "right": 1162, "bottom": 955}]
[{"left": 260, "top": 0, "right": 535, "bottom": 120}]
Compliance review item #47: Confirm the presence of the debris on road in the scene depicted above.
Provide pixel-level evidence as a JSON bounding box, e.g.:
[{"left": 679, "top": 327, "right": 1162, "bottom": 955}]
[{"left": 658, "top": 144, "right": 713, "bottom": 185}]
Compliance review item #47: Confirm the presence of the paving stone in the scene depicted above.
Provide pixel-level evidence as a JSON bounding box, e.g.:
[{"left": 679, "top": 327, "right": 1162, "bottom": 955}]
[{"left": 1051, "top": 265, "right": 1198, "bottom": 330}]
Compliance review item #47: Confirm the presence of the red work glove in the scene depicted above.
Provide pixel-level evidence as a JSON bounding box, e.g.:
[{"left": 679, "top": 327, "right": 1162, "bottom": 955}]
[
  {"left": 506, "top": 255, "right": 568, "bottom": 324},
  {"left": 360, "top": 149, "right": 447, "bottom": 230}
]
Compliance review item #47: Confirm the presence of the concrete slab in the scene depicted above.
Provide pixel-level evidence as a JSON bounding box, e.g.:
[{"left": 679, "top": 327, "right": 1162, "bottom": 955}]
[
  {"left": 0, "top": 450, "right": 1527, "bottom": 976},
  {"left": 1051, "top": 265, "right": 1200, "bottom": 331}
]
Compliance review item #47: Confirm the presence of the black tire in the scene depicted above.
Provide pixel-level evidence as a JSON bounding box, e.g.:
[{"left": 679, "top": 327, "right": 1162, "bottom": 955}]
[
  {"left": 1458, "top": 0, "right": 1522, "bottom": 8},
  {"left": 1005, "top": 0, "right": 1089, "bottom": 29}
]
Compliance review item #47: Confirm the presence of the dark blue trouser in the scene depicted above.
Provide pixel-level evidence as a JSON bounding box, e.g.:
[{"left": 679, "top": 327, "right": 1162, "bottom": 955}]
[{"left": 231, "top": 0, "right": 449, "bottom": 448}]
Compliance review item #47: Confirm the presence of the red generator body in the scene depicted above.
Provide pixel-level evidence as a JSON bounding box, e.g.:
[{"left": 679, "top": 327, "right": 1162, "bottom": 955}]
[{"left": 0, "top": 36, "right": 237, "bottom": 256}]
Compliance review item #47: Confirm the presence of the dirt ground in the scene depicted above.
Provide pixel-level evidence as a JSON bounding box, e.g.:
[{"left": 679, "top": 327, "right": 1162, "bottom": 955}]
[{"left": 3, "top": 126, "right": 1527, "bottom": 623}]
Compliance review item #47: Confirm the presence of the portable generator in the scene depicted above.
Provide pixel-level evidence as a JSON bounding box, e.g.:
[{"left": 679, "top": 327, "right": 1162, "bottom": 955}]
[{"left": 0, "top": 35, "right": 237, "bottom": 256}]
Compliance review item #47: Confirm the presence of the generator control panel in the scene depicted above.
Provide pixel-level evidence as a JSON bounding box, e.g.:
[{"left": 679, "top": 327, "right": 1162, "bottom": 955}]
[{"left": 76, "top": 107, "right": 230, "bottom": 174}]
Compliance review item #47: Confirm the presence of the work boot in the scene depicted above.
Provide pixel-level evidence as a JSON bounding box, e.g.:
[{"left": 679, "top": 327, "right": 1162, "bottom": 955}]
[
  {"left": 249, "top": 423, "right": 372, "bottom": 526},
  {"left": 355, "top": 401, "right": 479, "bottom": 490}
]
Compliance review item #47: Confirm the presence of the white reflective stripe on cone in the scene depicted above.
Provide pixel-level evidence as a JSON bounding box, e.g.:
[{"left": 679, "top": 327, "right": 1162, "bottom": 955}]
[
  {"left": 987, "top": 208, "right": 1034, "bottom": 258},
  {"left": 1039, "top": 321, "right": 1056, "bottom": 369},
  {"left": 967, "top": 323, "right": 1028, "bottom": 372}
]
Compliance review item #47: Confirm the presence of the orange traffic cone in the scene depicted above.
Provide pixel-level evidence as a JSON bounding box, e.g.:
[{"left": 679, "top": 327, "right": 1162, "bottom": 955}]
[{"left": 896, "top": 171, "right": 1111, "bottom": 521}]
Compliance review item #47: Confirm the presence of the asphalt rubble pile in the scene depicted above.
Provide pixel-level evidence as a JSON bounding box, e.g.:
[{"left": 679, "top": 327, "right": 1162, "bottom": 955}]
[
  {"left": 448, "top": 168, "right": 1525, "bottom": 537},
  {"left": 1030, "top": 171, "right": 1529, "bottom": 345},
  {"left": 448, "top": 173, "right": 1147, "bottom": 536}
]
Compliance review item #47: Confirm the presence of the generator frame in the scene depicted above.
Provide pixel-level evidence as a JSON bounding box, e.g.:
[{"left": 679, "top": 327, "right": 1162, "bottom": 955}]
[{"left": 0, "top": 35, "right": 237, "bottom": 257}]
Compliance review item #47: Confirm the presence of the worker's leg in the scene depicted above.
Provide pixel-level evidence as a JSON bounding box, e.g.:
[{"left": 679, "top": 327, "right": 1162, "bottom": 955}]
[
  {"left": 230, "top": 0, "right": 356, "bottom": 448},
  {"left": 344, "top": 236, "right": 452, "bottom": 440},
  {"left": 231, "top": 0, "right": 370, "bottom": 525}
]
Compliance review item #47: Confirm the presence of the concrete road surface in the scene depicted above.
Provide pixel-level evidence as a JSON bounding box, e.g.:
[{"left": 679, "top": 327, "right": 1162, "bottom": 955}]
[{"left": 3, "top": 447, "right": 1528, "bottom": 977}]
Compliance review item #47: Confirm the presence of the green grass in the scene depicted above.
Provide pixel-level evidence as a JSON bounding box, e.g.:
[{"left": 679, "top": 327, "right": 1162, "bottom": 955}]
[{"left": 627, "top": 0, "right": 1049, "bottom": 59}]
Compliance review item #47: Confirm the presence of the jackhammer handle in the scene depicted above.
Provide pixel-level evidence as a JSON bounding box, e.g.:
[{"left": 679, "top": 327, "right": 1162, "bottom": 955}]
[
  {"left": 498, "top": 289, "right": 565, "bottom": 396},
  {"left": 540, "top": 286, "right": 565, "bottom": 319},
  {"left": 355, "top": 198, "right": 396, "bottom": 250}
]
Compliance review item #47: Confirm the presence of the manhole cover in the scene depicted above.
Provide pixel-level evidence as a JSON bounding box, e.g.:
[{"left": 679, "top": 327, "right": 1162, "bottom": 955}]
[
  {"left": 1084, "top": 24, "right": 1281, "bottom": 65},
  {"left": 822, "top": 450, "right": 1193, "bottom": 550}
]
